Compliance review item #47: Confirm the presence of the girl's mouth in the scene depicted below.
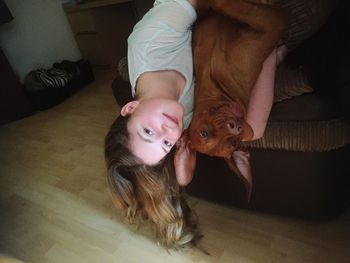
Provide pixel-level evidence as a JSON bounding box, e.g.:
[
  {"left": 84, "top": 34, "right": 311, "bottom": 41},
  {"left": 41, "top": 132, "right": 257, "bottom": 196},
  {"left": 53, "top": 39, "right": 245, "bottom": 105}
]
[{"left": 163, "top": 113, "right": 179, "bottom": 125}]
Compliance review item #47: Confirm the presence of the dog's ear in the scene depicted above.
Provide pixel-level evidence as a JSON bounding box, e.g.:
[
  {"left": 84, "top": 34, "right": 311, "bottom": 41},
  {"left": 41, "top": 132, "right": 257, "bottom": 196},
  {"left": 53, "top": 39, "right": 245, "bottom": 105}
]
[
  {"left": 224, "top": 149, "right": 252, "bottom": 201},
  {"left": 174, "top": 132, "right": 197, "bottom": 186}
]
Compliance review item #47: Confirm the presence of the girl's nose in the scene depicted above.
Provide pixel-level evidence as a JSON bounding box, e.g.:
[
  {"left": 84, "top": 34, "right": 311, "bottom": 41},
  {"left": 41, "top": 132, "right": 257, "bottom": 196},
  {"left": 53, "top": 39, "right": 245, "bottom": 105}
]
[{"left": 161, "top": 123, "right": 177, "bottom": 134}]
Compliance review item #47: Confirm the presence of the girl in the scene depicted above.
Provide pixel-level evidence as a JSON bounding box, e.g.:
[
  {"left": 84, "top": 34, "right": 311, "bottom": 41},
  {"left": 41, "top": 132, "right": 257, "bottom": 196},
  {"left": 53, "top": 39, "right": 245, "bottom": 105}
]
[{"left": 105, "top": 0, "right": 285, "bottom": 248}]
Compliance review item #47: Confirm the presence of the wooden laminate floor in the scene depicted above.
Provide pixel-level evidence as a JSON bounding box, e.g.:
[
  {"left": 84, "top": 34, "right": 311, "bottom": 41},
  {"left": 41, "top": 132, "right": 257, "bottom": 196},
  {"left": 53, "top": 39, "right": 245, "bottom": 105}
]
[{"left": 0, "top": 70, "right": 349, "bottom": 263}]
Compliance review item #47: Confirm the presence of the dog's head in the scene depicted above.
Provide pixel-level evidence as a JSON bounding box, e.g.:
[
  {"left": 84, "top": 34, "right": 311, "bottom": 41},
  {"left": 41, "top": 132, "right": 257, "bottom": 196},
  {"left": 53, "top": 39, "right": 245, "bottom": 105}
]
[
  {"left": 174, "top": 101, "right": 254, "bottom": 199},
  {"left": 192, "top": 101, "right": 254, "bottom": 198},
  {"left": 188, "top": 101, "right": 253, "bottom": 157}
]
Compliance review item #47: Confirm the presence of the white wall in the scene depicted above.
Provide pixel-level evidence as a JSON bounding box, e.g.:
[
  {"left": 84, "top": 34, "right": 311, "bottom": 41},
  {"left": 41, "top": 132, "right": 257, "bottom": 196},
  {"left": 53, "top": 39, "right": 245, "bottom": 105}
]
[{"left": 0, "top": 0, "right": 81, "bottom": 82}]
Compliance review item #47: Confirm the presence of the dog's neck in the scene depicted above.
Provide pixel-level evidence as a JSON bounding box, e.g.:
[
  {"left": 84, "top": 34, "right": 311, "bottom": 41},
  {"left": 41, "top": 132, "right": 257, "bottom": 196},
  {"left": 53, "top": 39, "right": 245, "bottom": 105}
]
[{"left": 194, "top": 79, "right": 250, "bottom": 113}]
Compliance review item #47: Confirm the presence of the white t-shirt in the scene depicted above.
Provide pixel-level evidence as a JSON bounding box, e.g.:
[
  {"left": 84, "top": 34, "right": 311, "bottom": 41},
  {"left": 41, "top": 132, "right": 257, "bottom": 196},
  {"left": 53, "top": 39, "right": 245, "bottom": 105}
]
[{"left": 127, "top": 0, "right": 197, "bottom": 129}]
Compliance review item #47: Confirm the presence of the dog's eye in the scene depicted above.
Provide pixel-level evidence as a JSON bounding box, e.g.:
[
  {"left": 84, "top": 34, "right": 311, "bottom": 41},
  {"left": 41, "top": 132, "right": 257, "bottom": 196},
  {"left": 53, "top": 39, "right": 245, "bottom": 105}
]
[{"left": 200, "top": 130, "right": 209, "bottom": 138}]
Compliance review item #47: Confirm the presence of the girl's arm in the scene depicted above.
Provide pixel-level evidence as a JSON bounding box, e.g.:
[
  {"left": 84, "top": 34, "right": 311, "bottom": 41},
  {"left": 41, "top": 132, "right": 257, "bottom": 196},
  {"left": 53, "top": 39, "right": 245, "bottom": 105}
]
[{"left": 246, "top": 45, "right": 286, "bottom": 140}]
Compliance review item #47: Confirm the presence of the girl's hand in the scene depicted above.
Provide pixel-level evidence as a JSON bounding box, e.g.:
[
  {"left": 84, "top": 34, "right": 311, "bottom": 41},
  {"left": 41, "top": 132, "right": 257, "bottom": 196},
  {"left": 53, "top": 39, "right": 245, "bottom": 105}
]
[{"left": 174, "top": 132, "right": 197, "bottom": 186}]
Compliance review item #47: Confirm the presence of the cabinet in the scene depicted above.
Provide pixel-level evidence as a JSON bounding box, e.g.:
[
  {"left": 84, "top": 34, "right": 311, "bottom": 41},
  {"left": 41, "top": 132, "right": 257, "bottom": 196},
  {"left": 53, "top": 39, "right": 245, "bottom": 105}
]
[
  {"left": 0, "top": 48, "right": 34, "bottom": 125},
  {"left": 64, "top": 0, "right": 138, "bottom": 68}
]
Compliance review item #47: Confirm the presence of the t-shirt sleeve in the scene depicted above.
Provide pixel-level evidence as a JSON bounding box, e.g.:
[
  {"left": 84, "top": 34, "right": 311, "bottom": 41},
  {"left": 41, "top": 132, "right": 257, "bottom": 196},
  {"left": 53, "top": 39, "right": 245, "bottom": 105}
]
[
  {"left": 150, "top": 0, "right": 197, "bottom": 32},
  {"left": 127, "top": 0, "right": 197, "bottom": 93}
]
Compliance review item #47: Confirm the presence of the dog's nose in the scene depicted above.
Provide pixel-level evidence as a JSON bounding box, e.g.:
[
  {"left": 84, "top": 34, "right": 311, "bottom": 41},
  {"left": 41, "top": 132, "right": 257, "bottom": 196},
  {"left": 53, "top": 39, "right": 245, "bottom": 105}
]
[
  {"left": 227, "top": 121, "right": 242, "bottom": 135},
  {"left": 229, "top": 137, "right": 240, "bottom": 148}
]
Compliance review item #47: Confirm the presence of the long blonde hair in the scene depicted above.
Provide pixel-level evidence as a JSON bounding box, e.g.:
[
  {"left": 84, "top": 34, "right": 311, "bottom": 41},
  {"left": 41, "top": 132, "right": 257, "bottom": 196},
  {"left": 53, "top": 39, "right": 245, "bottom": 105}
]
[{"left": 104, "top": 115, "right": 200, "bottom": 248}]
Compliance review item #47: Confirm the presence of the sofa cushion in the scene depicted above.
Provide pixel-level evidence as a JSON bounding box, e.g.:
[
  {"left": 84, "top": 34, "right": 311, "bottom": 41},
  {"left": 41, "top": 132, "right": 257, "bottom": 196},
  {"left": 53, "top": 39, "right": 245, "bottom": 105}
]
[
  {"left": 271, "top": 93, "right": 341, "bottom": 121},
  {"left": 274, "top": 0, "right": 338, "bottom": 51},
  {"left": 243, "top": 94, "right": 350, "bottom": 151},
  {"left": 273, "top": 63, "right": 312, "bottom": 103}
]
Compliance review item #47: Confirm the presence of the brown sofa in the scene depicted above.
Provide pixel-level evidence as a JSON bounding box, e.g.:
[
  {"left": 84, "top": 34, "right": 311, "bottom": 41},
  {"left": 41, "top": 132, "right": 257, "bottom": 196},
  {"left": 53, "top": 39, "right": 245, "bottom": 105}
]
[
  {"left": 190, "top": 95, "right": 350, "bottom": 219},
  {"left": 112, "top": 0, "right": 350, "bottom": 219}
]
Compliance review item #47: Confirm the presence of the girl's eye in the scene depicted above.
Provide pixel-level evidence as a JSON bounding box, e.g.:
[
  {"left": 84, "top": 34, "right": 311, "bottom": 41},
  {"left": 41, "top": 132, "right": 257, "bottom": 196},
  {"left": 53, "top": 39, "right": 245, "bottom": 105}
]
[
  {"left": 164, "top": 140, "right": 173, "bottom": 147},
  {"left": 144, "top": 128, "right": 153, "bottom": 136}
]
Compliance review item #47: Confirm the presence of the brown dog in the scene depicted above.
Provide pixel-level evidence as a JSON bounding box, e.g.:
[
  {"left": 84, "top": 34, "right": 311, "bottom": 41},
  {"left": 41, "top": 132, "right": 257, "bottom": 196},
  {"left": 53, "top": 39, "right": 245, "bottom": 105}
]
[{"left": 175, "top": 0, "right": 286, "bottom": 198}]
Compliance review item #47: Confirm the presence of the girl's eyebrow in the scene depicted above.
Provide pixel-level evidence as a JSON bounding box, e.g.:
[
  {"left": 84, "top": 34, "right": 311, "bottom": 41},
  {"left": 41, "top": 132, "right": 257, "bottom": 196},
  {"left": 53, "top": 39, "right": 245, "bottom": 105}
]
[{"left": 137, "top": 132, "right": 169, "bottom": 154}]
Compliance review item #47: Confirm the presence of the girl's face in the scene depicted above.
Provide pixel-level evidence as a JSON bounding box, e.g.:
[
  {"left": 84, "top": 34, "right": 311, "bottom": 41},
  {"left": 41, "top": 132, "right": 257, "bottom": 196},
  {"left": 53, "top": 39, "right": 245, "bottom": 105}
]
[{"left": 121, "top": 98, "right": 184, "bottom": 165}]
